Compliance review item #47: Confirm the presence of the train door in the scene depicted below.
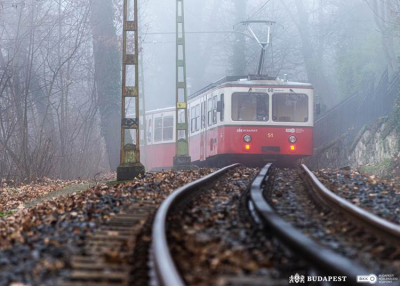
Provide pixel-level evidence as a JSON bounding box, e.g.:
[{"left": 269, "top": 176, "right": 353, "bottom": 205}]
[
  {"left": 200, "top": 99, "right": 206, "bottom": 161},
  {"left": 145, "top": 116, "right": 152, "bottom": 170},
  {"left": 206, "top": 95, "right": 213, "bottom": 159}
]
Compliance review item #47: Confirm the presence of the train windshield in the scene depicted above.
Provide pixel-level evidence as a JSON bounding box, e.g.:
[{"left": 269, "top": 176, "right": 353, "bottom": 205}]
[
  {"left": 232, "top": 93, "right": 269, "bottom": 121},
  {"left": 272, "top": 93, "right": 308, "bottom": 122}
]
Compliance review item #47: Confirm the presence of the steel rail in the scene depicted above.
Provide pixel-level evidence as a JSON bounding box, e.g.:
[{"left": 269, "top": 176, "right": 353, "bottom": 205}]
[
  {"left": 249, "top": 164, "right": 369, "bottom": 285},
  {"left": 152, "top": 164, "right": 240, "bottom": 286},
  {"left": 301, "top": 164, "right": 400, "bottom": 241}
]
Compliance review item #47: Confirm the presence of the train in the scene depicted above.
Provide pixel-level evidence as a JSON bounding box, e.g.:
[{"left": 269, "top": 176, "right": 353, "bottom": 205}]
[{"left": 142, "top": 75, "right": 314, "bottom": 170}]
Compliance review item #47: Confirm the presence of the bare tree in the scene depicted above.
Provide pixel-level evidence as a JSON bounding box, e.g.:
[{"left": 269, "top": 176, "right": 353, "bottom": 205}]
[
  {"left": 0, "top": 0, "right": 108, "bottom": 182},
  {"left": 90, "top": 0, "right": 121, "bottom": 172}
]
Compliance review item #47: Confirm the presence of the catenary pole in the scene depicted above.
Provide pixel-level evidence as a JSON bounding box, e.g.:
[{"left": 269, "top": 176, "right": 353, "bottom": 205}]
[
  {"left": 173, "top": 0, "right": 192, "bottom": 170},
  {"left": 117, "top": 0, "right": 145, "bottom": 180}
]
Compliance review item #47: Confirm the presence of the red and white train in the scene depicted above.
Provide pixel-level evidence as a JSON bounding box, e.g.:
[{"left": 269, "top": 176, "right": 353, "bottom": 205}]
[{"left": 142, "top": 76, "right": 314, "bottom": 170}]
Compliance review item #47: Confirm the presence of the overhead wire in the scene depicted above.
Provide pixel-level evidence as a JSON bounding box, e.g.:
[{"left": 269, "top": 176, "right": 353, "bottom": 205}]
[{"left": 247, "top": 0, "right": 273, "bottom": 20}]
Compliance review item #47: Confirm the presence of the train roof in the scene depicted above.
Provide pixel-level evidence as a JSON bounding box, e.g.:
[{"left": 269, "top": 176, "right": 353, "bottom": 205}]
[
  {"left": 189, "top": 75, "right": 313, "bottom": 100},
  {"left": 145, "top": 106, "right": 174, "bottom": 115}
]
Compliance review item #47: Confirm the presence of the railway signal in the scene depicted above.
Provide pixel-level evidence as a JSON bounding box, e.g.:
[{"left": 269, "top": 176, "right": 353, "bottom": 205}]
[
  {"left": 117, "top": 0, "right": 145, "bottom": 181},
  {"left": 173, "top": 0, "right": 192, "bottom": 170}
]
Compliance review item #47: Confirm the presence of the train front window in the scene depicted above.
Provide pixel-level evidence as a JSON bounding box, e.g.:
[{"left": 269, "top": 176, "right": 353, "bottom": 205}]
[
  {"left": 272, "top": 93, "right": 308, "bottom": 122},
  {"left": 232, "top": 93, "right": 269, "bottom": 121}
]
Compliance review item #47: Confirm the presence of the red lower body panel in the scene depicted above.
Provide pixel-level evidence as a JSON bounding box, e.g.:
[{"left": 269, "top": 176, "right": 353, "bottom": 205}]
[
  {"left": 141, "top": 143, "right": 175, "bottom": 171},
  {"left": 142, "top": 126, "right": 313, "bottom": 170}
]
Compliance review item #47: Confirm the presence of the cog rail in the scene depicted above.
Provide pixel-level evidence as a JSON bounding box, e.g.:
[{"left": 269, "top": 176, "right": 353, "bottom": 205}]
[
  {"left": 249, "top": 164, "right": 368, "bottom": 285},
  {"left": 301, "top": 164, "right": 400, "bottom": 243},
  {"left": 152, "top": 164, "right": 240, "bottom": 286}
]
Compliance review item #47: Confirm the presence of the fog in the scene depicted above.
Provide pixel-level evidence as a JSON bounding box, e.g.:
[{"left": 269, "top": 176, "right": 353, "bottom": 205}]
[
  {"left": 0, "top": 0, "right": 398, "bottom": 181},
  {"left": 142, "top": 0, "right": 397, "bottom": 111}
]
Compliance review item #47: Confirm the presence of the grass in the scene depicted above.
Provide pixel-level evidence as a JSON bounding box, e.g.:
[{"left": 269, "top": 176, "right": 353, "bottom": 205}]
[
  {"left": 359, "top": 158, "right": 393, "bottom": 177},
  {"left": 106, "top": 180, "right": 129, "bottom": 187}
]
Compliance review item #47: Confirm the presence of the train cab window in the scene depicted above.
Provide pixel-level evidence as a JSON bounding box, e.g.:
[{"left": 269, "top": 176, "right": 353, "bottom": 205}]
[
  {"left": 208, "top": 98, "right": 213, "bottom": 126},
  {"left": 213, "top": 96, "right": 218, "bottom": 124},
  {"left": 232, "top": 93, "right": 269, "bottom": 121},
  {"left": 163, "top": 116, "right": 174, "bottom": 141},
  {"left": 154, "top": 118, "right": 163, "bottom": 142},
  {"left": 272, "top": 93, "right": 309, "bottom": 122}
]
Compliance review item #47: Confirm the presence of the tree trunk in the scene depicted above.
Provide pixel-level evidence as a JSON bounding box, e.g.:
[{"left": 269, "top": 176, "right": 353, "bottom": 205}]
[
  {"left": 295, "top": 0, "right": 335, "bottom": 107},
  {"left": 90, "top": 0, "right": 121, "bottom": 171},
  {"left": 372, "top": 0, "right": 398, "bottom": 79},
  {"left": 232, "top": 0, "right": 247, "bottom": 75}
]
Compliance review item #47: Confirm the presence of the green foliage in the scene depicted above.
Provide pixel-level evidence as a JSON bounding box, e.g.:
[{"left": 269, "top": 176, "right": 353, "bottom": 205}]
[
  {"left": 359, "top": 158, "right": 393, "bottom": 177},
  {"left": 382, "top": 89, "right": 400, "bottom": 140},
  {"left": 0, "top": 211, "right": 13, "bottom": 217}
]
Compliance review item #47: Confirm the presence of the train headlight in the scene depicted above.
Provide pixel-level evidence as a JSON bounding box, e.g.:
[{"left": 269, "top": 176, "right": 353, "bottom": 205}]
[
  {"left": 243, "top": 135, "right": 252, "bottom": 143},
  {"left": 288, "top": 135, "right": 297, "bottom": 143}
]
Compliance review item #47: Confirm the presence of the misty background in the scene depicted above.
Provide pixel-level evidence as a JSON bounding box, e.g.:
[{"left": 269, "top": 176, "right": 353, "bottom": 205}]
[{"left": 0, "top": 0, "right": 398, "bottom": 182}]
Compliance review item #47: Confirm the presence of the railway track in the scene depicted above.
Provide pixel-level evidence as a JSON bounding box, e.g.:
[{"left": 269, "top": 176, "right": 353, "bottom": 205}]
[
  {"left": 249, "top": 164, "right": 367, "bottom": 285},
  {"left": 152, "top": 164, "right": 241, "bottom": 286},
  {"left": 300, "top": 164, "right": 400, "bottom": 243},
  {"left": 60, "top": 200, "right": 157, "bottom": 286},
  {"left": 153, "top": 164, "right": 304, "bottom": 285},
  {"left": 42, "top": 169, "right": 214, "bottom": 286},
  {"left": 256, "top": 164, "right": 400, "bottom": 285},
  {"left": 53, "top": 163, "right": 400, "bottom": 286}
]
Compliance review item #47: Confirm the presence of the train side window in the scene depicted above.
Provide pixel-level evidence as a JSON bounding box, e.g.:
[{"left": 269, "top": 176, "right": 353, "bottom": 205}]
[
  {"left": 196, "top": 104, "right": 200, "bottom": 131},
  {"left": 213, "top": 96, "right": 218, "bottom": 124},
  {"left": 208, "top": 98, "right": 213, "bottom": 126},
  {"left": 147, "top": 118, "right": 152, "bottom": 144},
  {"left": 201, "top": 102, "right": 205, "bottom": 129},
  {"left": 163, "top": 116, "right": 174, "bottom": 141},
  {"left": 203, "top": 100, "right": 207, "bottom": 128},
  {"left": 220, "top": 94, "right": 224, "bottom": 122},
  {"left": 154, "top": 117, "right": 162, "bottom": 142},
  {"left": 191, "top": 106, "right": 196, "bottom": 133}
]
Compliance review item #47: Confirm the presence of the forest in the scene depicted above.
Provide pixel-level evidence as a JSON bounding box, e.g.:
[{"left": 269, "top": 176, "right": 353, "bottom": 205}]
[{"left": 0, "top": 0, "right": 398, "bottom": 181}]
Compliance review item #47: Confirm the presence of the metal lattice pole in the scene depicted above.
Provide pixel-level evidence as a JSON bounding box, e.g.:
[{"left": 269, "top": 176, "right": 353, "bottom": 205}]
[
  {"left": 139, "top": 46, "right": 147, "bottom": 168},
  {"left": 173, "top": 0, "right": 191, "bottom": 169},
  {"left": 117, "top": 0, "right": 145, "bottom": 181}
]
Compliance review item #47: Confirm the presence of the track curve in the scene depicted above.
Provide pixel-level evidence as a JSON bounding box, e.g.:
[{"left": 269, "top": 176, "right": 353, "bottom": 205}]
[
  {"left": 151, "top": 164, "right": 240, "bottom": 286},
  {"left": 301, "top": 164, "right": 400, "bottom": 242},
  {"left": 249, "top": 163, "right": 369, "bottom": 285}
]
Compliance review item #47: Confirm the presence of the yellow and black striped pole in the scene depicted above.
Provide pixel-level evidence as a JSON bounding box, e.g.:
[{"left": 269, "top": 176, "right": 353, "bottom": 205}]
[{"left": 173, "top": 0, "right": 192, "bottom": 170}]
